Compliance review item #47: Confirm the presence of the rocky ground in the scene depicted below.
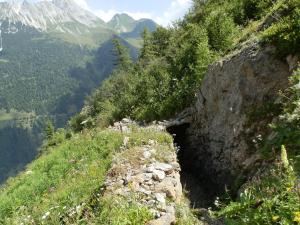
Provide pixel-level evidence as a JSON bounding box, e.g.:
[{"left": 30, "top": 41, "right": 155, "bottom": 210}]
[{"left": 103, "top": 119, "right": 183, "bottom": 225}]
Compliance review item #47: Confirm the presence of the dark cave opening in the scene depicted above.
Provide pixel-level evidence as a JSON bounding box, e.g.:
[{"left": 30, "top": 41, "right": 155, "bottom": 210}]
[{"left": 167, "top": 123, "right": 222, "bottom": 209}]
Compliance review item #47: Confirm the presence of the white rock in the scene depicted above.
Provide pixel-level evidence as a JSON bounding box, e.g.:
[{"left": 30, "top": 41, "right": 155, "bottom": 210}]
[
  {"left": 146, "top": 165, "right": 155, "bottom": 173},
  {"left": 154, "top": 193, "right": 166, "bottom": 204},
  {"left": 143, "top": 151, "right": 152, "bottom": 159},
  {"left": 152, "top": 170, "right": 165, "bottom": 181},
  {"left": 154, "top": 163, "right": 173, "bottom": 172}
]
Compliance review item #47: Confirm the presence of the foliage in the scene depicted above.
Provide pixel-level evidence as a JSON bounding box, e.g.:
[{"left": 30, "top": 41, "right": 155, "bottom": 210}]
[
  {"left": 96, "top": 197, "right": 153, "bottom": 225},
  {"left": 0, "top": 128, "right": 123, "bottom": 224},
  {"left": 216, "top": 68, "right": 300, "bottom": 224},
  {"left": 72, "top": 0, "right": 290, "bottom": 131},
  {"left": 0, "top": 125, "right": 174, "bottom": 224},
  {"left": 261, "top": 68, "right": 300, "bottom": 171},
  {"left": 216, "top": 146, "right": 300, "bottom": 225},
  {"left": 262, "top": 0, "right": 300, "bottom": 56},
  {"left": 205, "top": 10, "right": 239, "bottom": 51},
  {"left": 45, "top": 120, "right": 55, "bottom": 140}
]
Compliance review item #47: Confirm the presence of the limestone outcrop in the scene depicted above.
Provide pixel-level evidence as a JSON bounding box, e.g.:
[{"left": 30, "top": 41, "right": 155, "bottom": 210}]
[{"left": 170, "top": 43, "right": 293, "bottom": 191}]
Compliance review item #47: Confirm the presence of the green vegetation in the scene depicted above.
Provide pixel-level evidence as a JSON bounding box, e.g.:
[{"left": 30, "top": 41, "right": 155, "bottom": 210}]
[
  {"left": 0, "top": 18, "right": 141, "bottom": 185},
  {"left": 0, "top": 128, "right": 123, "bottom": 224},
  {"left": 96, "top": 197, "right": 153, "bottom": 225},
  {"left": 0, "top": 124, "right": 174, "bottom": 224},
  {"left": 216, "top": 146, "right": 300, "bottom": 224},
  {"left": 67, "top": 0, "right": 300, "bottom": 224},
  {"left": 1, "top": 0, "right": 300, "bottom": 224},
  {"left": 72, "top": 0, "right": 287, "bottom": 129},
  {"left": 215, "top": 64, "right": 300, "bottom": 225},
  {"left": 262, "top": 0, "right": 300, "bottom": 56}
]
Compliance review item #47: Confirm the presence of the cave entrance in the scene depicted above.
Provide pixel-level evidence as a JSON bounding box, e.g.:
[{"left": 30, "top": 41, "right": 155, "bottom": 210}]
[{"left": 167, "top": 123, "right": 220, "bottom": 209}]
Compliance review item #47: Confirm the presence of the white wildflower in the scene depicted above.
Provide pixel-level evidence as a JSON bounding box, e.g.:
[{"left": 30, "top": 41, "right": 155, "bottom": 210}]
[{"left": 42, "top": 211, "right": 50, "bottom": 220}]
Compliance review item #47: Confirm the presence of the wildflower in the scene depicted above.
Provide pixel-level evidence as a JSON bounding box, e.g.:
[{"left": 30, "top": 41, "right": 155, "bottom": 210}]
[
  {"left": 272, "top": 215, "right": 280, "bottom": 222},
  {"left": 281, "top": 145, "right": 289, "bottom": 169},
  {"left": 293, "top": 212, "right": 300, "bottom": 223},
  {"left": 42, "top": 211, "right": 50, "bottom": 220}
]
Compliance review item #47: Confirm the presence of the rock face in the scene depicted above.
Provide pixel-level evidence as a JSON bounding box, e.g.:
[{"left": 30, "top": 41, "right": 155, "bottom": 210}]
[{"left": 173, "top": 43, "right": 292, "bottom": 191}]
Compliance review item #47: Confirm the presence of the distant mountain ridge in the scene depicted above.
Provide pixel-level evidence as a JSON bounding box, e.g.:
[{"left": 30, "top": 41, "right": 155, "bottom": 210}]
[
  {"left": 0, "top": 0, "right": 157, "bottom": 42},
  {"left": 0, "top": 0, "right": 104, "bottom": 32}
]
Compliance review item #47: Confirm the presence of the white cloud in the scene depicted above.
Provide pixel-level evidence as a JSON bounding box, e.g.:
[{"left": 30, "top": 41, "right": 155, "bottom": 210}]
[
  {"left": 94, "top": 9, "right": 153, "bottom": 22},
  {"left": 92, "top": 0, "right": 192, "bottom": 26},
  {"left": 156, "top": 0, "right": 192, "bottom": 26},
  {"left": 126, "top": 12, "right": 153, "bottom": 21},
  {"left": 94, "top": 9, "right": 119, "bottom": 22},
  {"left": 39, "top": 0, "right": 192, "bottom": 26}
]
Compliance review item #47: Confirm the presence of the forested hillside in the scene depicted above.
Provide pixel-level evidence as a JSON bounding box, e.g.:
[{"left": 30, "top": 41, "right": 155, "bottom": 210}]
[
  {"left": 0, "top": 0, "right": 156, "bottom": 184},
  {"left": 0, "top": 0, "right": 299, "bottom": 224}
]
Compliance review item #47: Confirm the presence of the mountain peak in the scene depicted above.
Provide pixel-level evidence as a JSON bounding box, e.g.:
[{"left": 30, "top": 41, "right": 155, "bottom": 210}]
[
  {"left": 108, "top": 13, "right": 136, "bottom": 33},
  {"left": 0, "top": 0, "right": 104, "bottom": 32},
  {"left": 112, "top": 13, "right": 134, "bottom": 20}
]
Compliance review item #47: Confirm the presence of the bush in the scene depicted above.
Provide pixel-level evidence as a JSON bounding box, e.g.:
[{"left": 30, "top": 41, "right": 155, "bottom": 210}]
[
  {"left": 216, "top": 147, "right": 300, "bottom": 224},
  {"left": 205, "top": 10, "right": 239, "bottom": 51},
  {"left": 262, "top": 0, "right": 300, "bottom": 56}
]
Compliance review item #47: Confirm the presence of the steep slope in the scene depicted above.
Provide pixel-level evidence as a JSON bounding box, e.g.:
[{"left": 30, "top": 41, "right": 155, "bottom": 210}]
[
  {"left": 0, "top": 122, "right": 198, "bottom": 225},
  {"left": 0, "top": 1, "right": 157, "bottom": 184},
  {"left": 65, "top": 0, "right": 299, "bottom": 224}
]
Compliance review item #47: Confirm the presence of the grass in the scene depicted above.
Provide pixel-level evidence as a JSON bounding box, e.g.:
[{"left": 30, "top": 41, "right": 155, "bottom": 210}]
[
  {"left": 0, "top": 125, "right": 175, "bottom": 224},
  {"left": 0, "top": 113, "right": 13, "bottom": 122},
  {"left": 0, "top": 129, "right": 123, "bottom": 224}
]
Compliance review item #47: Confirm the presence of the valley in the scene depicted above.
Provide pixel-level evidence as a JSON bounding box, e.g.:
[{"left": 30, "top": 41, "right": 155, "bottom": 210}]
[{"left": 0, "top": 0, "right": 156, "bottom": 184}]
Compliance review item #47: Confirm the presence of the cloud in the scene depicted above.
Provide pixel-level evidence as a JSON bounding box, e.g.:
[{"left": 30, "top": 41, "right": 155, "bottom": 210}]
[
  {"left": 94, "top": 9, "right": 153, "bottom": 22},
  {"left": 94, "top": 9, "right": 119, "bottom": 22},
  {"left": 156, "top": 0, "right": 192, "bottom": 26},
  {"left": 35, "top": 0, "right": 192, "bottom": 26},
  {"left": 94, "top": 0, "right": 192, "bottom": 26}
]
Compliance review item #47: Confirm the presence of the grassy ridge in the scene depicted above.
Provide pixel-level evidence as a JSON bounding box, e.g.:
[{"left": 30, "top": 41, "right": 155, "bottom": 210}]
[
  {"left": 0, "top": 126, "right": 175, "bottom": 224},
  {"left": 0, "top": 129, "right": 123, "bottom": 224}
]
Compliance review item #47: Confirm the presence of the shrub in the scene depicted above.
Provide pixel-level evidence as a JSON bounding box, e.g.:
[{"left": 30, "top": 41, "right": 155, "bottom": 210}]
[
  {"left": 216, "top": 147, "right": 299, "bottom": 224},
  {"left": 262, "top": 0, "right": 300, "bottom": 56},
  {"left": 205, "top": 10, "right": 239, "bottom": 51}
]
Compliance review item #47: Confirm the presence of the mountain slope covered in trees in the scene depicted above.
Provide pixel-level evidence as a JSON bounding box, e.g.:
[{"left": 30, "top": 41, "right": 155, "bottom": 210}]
[{"left": 0, "top": 0, "right": 157, "bottom": 183}]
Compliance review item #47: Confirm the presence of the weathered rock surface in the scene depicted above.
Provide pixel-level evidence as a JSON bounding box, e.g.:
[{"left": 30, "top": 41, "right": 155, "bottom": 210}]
[
  {"left": 169, "top": 43, "right": 292, "bottom": 191},
  {"left": 103, "top": 121, "right": 182, "bottom": 224}
]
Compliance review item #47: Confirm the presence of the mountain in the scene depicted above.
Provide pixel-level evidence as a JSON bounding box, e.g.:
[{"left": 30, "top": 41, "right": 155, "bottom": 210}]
[
  {"left": 0, "top": 0, "right": 105, "bottom": 32},
  {"left": 0, "top": 0, "right": 299, "bottom": 224},
  {"left": 0, "top": 0, "right": 157, "bottom": 183},
  {"left": 0, "top": 1, "right": 158, "bottom": 47},
  {"left": 107, "top": 13, "right": 137, "bottom": 33},
  {"left": 120, "top": 18, "right": 157, "bottom": 39}
]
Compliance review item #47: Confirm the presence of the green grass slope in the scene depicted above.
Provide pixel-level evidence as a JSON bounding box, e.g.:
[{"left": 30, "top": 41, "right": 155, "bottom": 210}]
[{"left": 0, "top": 125, "right": 176, "bottom": 224}]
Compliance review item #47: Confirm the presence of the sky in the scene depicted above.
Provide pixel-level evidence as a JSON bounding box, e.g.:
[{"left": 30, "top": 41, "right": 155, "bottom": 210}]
[{"left": 27, "top": 0, "right": 193, "bottom": 26}]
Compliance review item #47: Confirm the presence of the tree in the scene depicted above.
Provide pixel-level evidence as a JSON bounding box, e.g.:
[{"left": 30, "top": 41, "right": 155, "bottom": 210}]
[
  {"left": 45, "top": 120, "right": 54, "bottom": 139},
  {"left": 139, "top": 28, "right": 155, "bottom": 62},
  {"left": 112, "top": 38, "right": 132, "bottom": 71}
]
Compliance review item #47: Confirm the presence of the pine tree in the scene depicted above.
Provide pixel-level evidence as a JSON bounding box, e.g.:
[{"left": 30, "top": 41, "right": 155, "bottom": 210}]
[
  {"left": 45, "top": 120, "right": 54, "bottom": 139},
  {"left": 112, "top": 38, "right": 132, "bottom": 71}
]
